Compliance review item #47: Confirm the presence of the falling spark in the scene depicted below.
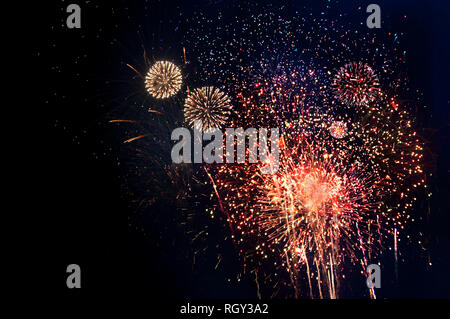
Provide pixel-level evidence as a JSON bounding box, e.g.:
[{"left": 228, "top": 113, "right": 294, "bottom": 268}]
[{"left": 123, "top": 134, "right": 150, "bottom": 144}]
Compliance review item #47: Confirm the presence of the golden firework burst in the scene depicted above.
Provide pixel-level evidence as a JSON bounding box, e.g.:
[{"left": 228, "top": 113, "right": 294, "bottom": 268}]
[
  {"left": 184, "top": 86, "right": 232, "bottom": 130},
  {"left": 145, "top": 61, "right": 182, "bottom": 99}
]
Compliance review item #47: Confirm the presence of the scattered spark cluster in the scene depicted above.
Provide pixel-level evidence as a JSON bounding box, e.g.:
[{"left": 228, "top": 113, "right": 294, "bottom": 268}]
[
  {"left": 145, "top": 60, "right": 182, "bottom": 99},
  {"left": 184, "top": 86, "right": 232, "bottom": 130}
]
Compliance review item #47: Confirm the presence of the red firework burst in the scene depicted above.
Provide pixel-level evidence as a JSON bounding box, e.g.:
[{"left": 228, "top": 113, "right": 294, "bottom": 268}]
[
  {"left": 333, "top": 62, "right": 380, "bottom": 106},
  {"left": 254, "top": 140, "right": 378, "bottom": 297}
]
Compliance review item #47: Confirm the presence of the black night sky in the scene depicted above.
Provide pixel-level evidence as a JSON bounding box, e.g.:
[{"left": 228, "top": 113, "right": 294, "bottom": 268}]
[{"left": 32, "top": 0, "right": 449, "bottom": 308}]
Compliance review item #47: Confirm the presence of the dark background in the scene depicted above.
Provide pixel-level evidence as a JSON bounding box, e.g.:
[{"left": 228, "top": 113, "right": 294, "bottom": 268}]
[{"left": 30, "top": 0, "right": 449, "bottom": 306}]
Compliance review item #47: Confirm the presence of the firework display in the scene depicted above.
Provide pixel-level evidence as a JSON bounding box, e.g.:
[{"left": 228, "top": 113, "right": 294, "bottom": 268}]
[
  {"left": 145, "top": 60, "right": 182, "bottom": 99},
  {"left": 184, "top": 86, "right": 232, "bottom": 130},
  {"left": 179, "top": 5, "right": 426, "bottom": 299},
  {"left": 113, "top": 2, "right": 430, "bottom": 299}
]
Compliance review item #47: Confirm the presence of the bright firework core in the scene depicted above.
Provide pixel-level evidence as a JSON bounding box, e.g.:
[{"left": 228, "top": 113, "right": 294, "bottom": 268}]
[
  {"left": 289, "top": 168, "right": 343, "bottom": 214},
  {"left": 260, "top": 146, "right": 374, "bottom": 240}
]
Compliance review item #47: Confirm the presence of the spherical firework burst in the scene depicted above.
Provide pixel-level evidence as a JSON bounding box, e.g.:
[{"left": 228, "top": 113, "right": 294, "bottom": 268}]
[
  {"left": 333, "top": 62, "right": 380, "bottom": 106},
  {"left": 184, "top": 86, "right": 232, "bottom": 130},
  {"left": 329, "top": 121, "right": 348, "bottom": 139},
  {"left": 145, "top": 61, "right": 182, "bottom": 99}
]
